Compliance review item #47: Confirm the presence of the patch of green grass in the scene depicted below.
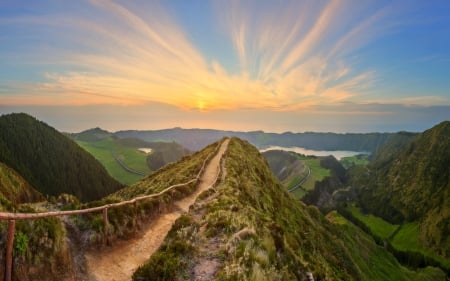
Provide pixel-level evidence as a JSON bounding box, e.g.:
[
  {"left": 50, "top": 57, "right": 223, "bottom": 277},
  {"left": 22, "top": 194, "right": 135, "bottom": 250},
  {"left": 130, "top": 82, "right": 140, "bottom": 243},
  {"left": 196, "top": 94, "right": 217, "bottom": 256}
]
[
  {"left": 293, "top": 155, "right": 330, "bottom": 190},
  {"left": 326, "top": 211, "right": 432, "bottom": 281},
  {"left": 77, "top": 137, "right": 150, "bottom": 185},
  {"left": 285, "top": 175, "right": 302, "bottom": 189},
  {"left": 291, "top": 187, "right": 307, "bottom": 199},
  {"left": 345, "top": 206, "right": 450, "bottom": 272},
  {"left": 347, "top": 205, "right": 399, "bottom": 240},
  {"left": 340, "top": 155, "right": 369, "bottom": 169},
  {"left": 391, "top": 223, "right": 450, "bottom": 269},
  {"left": 391, "top": 222, "right": 421, "bottom": 251}
]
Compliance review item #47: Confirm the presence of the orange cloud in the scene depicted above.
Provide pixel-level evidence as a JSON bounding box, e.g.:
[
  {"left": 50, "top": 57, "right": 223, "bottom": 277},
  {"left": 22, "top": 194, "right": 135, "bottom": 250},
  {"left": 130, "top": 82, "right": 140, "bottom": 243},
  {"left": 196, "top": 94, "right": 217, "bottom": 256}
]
[{"left": 4, "top": 0, "right": 441, "bottom": 112}]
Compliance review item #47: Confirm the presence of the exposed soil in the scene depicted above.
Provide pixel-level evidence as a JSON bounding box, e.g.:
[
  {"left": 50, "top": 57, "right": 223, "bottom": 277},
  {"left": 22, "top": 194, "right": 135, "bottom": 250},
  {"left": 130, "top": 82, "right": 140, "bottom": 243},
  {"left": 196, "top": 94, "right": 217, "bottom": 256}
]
[{"left": 84, "top": 139, "right": 229, "bottom": 281}]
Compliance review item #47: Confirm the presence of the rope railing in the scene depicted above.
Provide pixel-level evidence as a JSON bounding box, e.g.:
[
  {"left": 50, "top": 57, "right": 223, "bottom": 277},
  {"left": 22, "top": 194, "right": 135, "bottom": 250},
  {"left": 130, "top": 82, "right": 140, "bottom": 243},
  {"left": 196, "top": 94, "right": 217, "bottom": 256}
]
[{"left": 0, "top": 138, "right": 226, "bottom": 281}]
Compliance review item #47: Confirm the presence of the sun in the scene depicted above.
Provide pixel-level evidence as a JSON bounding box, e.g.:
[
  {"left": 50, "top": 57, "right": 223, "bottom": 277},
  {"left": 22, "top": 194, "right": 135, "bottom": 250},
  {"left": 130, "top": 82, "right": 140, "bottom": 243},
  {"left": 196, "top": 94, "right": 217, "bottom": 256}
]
[{"left": 197, "top": 100, "right": 206, "bottom": 111}]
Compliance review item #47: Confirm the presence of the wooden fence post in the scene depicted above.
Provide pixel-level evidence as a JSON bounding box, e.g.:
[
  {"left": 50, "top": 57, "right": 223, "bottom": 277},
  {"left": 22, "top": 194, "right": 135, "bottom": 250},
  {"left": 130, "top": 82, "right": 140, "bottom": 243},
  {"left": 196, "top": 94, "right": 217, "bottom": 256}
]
[
  {"left": 5, "top": 219, "right": 16, "bottom": 281},
  {"left": 102, "top": 208, "right": 110, "bottom": 246}
]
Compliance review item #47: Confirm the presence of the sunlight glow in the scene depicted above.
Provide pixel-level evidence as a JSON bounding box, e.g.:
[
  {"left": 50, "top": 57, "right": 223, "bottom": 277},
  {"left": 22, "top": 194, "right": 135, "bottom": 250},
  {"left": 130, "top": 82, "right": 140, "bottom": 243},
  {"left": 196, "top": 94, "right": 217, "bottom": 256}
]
[{"left": 1, "top": 0, "right": 448, "bottom": 115}]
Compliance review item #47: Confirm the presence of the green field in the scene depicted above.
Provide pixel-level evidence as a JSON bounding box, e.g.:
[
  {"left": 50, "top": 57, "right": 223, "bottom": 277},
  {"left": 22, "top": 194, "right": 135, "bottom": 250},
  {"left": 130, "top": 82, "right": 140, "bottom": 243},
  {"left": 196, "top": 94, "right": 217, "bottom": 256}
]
[
  {"left": 294, "top": 155, "right": 330, "bottom": 190},
  {"left": 77, "top": 137, "right": 151, "bottom": 185},
  {"left": 340, "top": 154, "right": 369, "bottom": 169},
  {"left": 347, "top": 206, "right": 450, "bottom": 271},
  {"left": 348, "top": 205, "right": 399, "bottom": 239},
  {"left": 327, "top": 212, "right": 446, "bottom": 281}
]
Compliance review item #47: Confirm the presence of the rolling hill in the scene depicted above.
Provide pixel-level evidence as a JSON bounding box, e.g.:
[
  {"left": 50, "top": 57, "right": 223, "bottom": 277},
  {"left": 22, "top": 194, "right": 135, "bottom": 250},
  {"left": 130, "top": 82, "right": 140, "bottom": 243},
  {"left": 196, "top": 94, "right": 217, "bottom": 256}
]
[
  {"left": 69, "top": 128, "right": 191, "bottom": 185},
  {"left": 0, "top": 113, "right": 123, "bottom": 202}
]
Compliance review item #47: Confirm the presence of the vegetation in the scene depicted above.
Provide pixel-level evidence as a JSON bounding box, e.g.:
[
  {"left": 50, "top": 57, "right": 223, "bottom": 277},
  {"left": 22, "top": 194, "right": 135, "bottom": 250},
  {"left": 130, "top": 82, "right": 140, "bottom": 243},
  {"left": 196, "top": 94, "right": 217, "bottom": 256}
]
[
  {"left": 0, "top": 204, "right": 71, "bottom": 280},
  {"left": 0, "top": 161, "right": 43, "bottom": 208},
  {"left": 262, "top": 150, "right": 307, "bottom": 189},
  {"left": 68, "top": 141, "right": 219, "bottom": 245},
  {"left": 263, "top": 150, "right": 334, "bottom": 200},
  {"left": 340, "top": 154, "right": 369, "bottom": 169},
  {"left": 347, "top": 204, "right": 399, "bottom": 240},
  {"left": 71, "top": 128, "right": 190, "bottom": 185},
  {"left": 133, "top": 138, "right": 444, "bottom": 280},
  {"left": 77, "top": 137, "right": 150, "bottom": 185},
  {"left": 340, "top": 204, "right": 450, "bottom": 274},
  {"left": 293, "top": 154, "right": 330, "bottom": 191},
  {"left": 353, "top": 121, "right": 450, "bottom": 258},
  {"left": 0, "top": 113, "right": 122, "bottom": 202}
]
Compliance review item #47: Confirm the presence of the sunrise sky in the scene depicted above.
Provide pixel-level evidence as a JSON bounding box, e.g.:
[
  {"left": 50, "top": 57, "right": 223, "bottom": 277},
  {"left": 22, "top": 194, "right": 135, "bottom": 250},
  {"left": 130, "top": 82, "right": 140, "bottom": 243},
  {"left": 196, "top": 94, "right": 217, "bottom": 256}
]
[{"left": 1, "top": 0, "right": 449, "bottom": 133}]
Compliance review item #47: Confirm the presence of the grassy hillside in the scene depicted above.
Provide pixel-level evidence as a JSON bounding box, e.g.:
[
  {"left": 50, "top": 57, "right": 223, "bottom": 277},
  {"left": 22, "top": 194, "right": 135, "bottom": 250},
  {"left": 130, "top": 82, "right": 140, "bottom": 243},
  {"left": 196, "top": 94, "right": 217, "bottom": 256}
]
[
  {"left": 71, "top": 128, "right": 190, "bottom": 185},
  {"left": 63, "top": 141, "right": 220, "bottom": 247},
  {"left": 263, "top": 150, "right": 332, "bottom": 199},
  {"left": 0, "top": 161, "right": 43, "bottom": 210},
  {"left": 0, "top": 113, "right": 122, "bottom": 202},
  {"left": 76, "top": 137, "right": 150, "bottom": 185},
  {"left": 262, "top": 150, "right": 307, "bottom": 188},
  {"left": 340, "top": 154, "right": 369, "bottom": 169},
  {"left": 355, "top": 121, "right": 450, "bottom": 258},
  {"left": 341, "top": 204, "right": 450, "bottom": 274},
  {"left": 133, "top": 138, "right": 445, "bottom": 280}
]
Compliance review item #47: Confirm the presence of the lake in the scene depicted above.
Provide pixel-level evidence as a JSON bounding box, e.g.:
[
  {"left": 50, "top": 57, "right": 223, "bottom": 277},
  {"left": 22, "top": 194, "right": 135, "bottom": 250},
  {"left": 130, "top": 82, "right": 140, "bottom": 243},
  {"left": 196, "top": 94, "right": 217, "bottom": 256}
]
[{"left": 259, "top": 146, "right": 369, "bottom": 160}]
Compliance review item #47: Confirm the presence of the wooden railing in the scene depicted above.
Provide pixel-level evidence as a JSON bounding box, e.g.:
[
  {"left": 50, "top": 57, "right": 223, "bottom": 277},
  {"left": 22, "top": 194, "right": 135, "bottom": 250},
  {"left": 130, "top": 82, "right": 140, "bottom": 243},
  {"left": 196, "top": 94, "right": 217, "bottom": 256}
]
[{"left": 0, "top": 139, "right": 225, "bottom": 281}]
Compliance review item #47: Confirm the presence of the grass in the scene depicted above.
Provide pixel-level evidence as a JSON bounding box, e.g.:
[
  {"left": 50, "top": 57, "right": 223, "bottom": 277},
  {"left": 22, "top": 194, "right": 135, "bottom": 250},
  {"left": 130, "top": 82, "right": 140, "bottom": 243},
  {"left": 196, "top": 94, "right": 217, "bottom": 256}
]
[
  {"left": 132, "top": 138, "right": 447, "bottom": 280},
  {"left": 291, "top": 187, "right": 307, "bottom": 199},
  {"left": 326, "top": 211, "right": 446, "bottom": 281},
  {"left": 345, "top": 205, "right": 450, "bottom": 272},
  {"left": 77, "top": 137, "right": 150, "bottom": 185},
  {"left": 293, "top": 155, "right": 330, "bottom": 191},
  {"left": 340, "top": 154, "right": 369, "bottom": 169},
  {"left": 391, "top": 222, "right": 421, "bottom": 251},
  {"left": 391, "top": 223, "right": 450, "bottom": 270},
  {"left": 347, "top": 205, "right": 399, "bottom": 240}
]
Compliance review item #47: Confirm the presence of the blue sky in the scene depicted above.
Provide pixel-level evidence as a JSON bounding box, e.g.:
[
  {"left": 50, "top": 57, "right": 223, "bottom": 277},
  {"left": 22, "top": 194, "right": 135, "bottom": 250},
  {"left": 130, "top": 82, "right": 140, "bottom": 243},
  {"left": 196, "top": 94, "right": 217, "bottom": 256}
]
[{"left": 0, "top": 0, "right": 449, "bottom": 133}]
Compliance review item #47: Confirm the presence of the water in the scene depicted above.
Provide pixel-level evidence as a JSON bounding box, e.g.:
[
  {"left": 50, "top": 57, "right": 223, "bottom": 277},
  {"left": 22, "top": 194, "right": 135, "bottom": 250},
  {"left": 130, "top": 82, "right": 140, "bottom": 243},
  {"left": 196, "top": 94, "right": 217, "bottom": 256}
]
[{"left": 259, "top": 146, "right": 369, "bottom": 160}]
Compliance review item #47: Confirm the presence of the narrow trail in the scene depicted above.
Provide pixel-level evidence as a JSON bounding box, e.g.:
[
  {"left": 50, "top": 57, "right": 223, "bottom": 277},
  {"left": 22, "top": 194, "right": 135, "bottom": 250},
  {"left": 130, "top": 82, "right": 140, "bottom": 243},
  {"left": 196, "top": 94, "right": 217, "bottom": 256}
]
[{"left": 85, "top": 139, "right": 229, "bottom": 281}]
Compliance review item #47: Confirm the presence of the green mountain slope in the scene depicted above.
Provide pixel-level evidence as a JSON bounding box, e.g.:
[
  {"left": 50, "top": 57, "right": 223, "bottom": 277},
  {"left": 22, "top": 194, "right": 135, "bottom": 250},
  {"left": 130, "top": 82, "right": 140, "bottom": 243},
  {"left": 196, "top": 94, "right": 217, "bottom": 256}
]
[
  {"left": 133, "top": 138, "right": 444, "bottom": 280},
  {"left": 356, "top": 121, "right": 450, "bottom": 257},
  {"left": 0, "top": 113, "right": 122, "bottom": 202},
  {"left": 0, "top": 161, "right": 43, "bottom": 209},
  {"left": 69, "top": 128, "right": 191, "bottom": 185}
]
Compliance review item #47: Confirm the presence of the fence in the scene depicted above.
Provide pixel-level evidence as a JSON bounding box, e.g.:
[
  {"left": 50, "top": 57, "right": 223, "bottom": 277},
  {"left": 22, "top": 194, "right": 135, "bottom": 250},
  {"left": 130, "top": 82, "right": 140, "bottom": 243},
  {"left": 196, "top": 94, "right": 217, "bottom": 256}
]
[{"left": 0, "top": 139, "right": 225, "bottom": 281}]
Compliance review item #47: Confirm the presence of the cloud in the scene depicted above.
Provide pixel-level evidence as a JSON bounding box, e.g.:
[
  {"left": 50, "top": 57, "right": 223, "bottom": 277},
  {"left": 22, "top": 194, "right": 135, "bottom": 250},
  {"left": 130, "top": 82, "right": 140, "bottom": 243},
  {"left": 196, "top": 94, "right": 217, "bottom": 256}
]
[{"left": 1, "top": 0, "right": 447, "bottom": 113}]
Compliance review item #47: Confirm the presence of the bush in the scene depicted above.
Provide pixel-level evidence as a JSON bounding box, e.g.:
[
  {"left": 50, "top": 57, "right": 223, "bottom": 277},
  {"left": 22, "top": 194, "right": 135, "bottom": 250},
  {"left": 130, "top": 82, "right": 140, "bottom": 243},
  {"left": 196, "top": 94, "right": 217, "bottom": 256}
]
[{"left": 14, "top": 231, "right": 28, "bottom": 257}]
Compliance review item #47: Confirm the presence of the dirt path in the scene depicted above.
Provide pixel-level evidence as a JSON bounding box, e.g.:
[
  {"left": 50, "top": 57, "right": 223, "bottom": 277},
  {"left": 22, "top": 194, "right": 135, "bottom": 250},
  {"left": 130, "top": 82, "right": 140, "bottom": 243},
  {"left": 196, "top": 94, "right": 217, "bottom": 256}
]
[{"left": 85, "top": 139, "right": 229, "bottom": 281}]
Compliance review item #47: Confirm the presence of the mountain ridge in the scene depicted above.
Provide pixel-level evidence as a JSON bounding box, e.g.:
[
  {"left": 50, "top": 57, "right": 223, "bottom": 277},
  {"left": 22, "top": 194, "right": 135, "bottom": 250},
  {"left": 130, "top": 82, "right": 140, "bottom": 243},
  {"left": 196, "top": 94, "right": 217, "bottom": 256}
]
[
  {"left": 354, "top": 121, "right": 449, "bottom": 259},
  {"left": 133, "top": 137, "right": 445, "bottom": 280}
]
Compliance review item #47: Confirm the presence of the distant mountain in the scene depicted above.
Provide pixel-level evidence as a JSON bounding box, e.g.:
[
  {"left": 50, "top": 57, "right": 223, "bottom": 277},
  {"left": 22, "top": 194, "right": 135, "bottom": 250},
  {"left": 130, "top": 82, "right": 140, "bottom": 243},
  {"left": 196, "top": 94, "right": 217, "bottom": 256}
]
[
  {"left": 67, "top": 127, "right": 112, "bottom": 142},
  {"left": 0, "top": 161, "right": 43, "bottom": 209},
  {"left": 115, "top": 128, "right": 400, "bottom": 152},
  {"left": 355, "top": 121, "right": 450, "bottom": 257},
  {"left": 0, "top": 113, "right": 122, "bottom": 202},
  {"left": 133, "top": 138, "right": 444, "bottom": 280}
]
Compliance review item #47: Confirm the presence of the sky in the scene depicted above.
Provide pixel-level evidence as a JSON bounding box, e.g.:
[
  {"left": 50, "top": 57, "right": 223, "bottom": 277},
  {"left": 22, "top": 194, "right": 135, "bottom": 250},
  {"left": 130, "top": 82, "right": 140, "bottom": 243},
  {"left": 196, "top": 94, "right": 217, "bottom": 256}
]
[{"left": 0, "top": 0, "right": 449, "bottom": 133}]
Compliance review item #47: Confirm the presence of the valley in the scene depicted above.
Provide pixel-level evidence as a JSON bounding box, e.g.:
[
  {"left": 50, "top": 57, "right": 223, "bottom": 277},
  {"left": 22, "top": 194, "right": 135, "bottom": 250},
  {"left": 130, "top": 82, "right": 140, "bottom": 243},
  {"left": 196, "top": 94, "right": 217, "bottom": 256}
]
[{"left": 0, "top": 114, "right": 448, "bottom": 280}]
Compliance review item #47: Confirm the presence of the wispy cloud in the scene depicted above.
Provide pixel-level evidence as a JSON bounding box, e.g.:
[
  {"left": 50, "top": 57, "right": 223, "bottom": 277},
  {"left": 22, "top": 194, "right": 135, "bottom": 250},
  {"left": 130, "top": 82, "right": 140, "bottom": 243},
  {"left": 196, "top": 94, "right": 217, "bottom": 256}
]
[{"left": 1, "top": 0, "right": 446, "bottom": 112}]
